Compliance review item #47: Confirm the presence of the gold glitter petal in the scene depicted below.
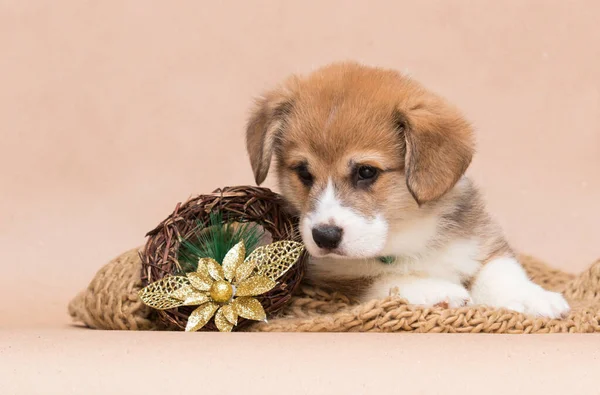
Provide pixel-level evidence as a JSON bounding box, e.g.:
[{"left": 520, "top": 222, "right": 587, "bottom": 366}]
[
  {"left": 214, "top": 307, "right": 234, "bottom": 332},
  {"left": 186, "top": 302, "right": 219, "bottom": 332},
  {"left": 181, "top": 291, "right": 210, "bottom": 306},
  {"left": 220, "top": 304, "right": 238, "bottom": 325},
  {"left": 187, "top": 271, "right": 213, "bottom": 291},
  {"left": 232, "top": 297, "right": 266, "bottom": 321},
  {"left": 195, "top": 259, "right": 210, "bottom": 277},
  {"left": 246, "top": 241, "right": 305, "bottom": 281},
  {"left": 235, "top": 259, "right": 257, "bottom": 283},
  {"left": 205, "top": 258, "right": 224, "bottom": 281},
  {"left": 138, "top": 275, "right": 191, "bottom": 310},
  {"left": 235, "top": 275, "right": 276, "bottom": 297},
  {"left": 222, "top": 241, "right": 245, "bottom": 281}
]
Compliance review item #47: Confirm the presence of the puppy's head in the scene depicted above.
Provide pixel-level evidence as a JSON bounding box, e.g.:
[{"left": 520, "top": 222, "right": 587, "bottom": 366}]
[{"left": 246, "top": 62, "right": 474, "bottom": 258}]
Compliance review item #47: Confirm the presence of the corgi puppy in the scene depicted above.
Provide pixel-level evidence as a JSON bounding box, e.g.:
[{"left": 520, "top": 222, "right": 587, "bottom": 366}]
[{"left": 245, "top": 62, "right": 569, "bottom": 318}]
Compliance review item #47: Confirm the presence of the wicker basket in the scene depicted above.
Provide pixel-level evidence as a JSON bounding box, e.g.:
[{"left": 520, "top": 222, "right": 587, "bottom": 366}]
[{"left": 140, "top": 185, "right": 307, "bottom": 331}]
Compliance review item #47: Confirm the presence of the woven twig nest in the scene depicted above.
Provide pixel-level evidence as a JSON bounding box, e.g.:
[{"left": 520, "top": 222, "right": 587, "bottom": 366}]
[{"left": 140, "top": 185, "right": 307, "bottom": 331}]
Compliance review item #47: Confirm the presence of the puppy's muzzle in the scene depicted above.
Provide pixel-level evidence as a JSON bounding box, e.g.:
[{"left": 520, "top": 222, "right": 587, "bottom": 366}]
[{"left": 311, "top": 225, "right": 343, "bottom": 250}]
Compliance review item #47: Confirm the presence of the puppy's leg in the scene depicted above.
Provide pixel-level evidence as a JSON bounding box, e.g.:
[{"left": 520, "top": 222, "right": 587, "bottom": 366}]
[
  {"left": 362, "top": 275, "right": 472, "bottom": 308},
  {"left": 470, "top": 256, "right": 570, "bottom": 318}
]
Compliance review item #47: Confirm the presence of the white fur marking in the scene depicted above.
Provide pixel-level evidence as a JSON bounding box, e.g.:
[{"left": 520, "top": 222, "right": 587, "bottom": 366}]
[
  {"left": 301, "top": 180, "right": 388, "bottom": 258},
  {"left": 387, "top": 240, "right": 481, "bottom": 282}
]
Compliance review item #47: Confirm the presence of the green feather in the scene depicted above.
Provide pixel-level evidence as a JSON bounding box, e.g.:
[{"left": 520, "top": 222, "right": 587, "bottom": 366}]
[{"left": 177, "top": 211, "right": 263, "bottom": 273}]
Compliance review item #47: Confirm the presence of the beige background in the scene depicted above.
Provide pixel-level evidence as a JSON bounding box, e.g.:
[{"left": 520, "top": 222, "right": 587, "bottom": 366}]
[{"left": 0, "top": 1, "right": 599, "bottom": 393}]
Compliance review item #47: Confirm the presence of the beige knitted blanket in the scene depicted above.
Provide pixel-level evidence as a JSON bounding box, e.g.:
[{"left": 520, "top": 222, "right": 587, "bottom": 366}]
[{"left": 68, "top": 248, "right": 600, "bottom": 333}]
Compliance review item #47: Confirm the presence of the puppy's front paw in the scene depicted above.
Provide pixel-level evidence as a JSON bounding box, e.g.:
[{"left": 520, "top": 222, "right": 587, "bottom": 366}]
[
  {"left": 399, "top": 279, "right": 472, "bottom": 308},
  {"left": 477, "top": 285, "right": 569, "bottom": 319},
  {"left": 364, "top": 277, "right": 472, "bottom": 308},
  {"left": 471, "top": 257, "right": 570, "bottom": 319}
]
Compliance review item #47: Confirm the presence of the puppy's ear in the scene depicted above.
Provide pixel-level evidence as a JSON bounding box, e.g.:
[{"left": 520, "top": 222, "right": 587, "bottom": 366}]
[
  {"left": 398, "top": 97, "right": 474, "bottom": 205},
  {"left": 245, "top": 88, "right": 294, "bottom": 185}
]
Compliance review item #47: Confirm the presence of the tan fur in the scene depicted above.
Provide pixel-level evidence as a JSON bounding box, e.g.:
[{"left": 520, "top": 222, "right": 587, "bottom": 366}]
[{"left": 246, "top": 62, "right": 511, "bottom": 292}]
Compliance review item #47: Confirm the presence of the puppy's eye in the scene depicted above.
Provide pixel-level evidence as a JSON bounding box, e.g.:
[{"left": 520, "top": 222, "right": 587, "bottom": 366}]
[
  {"left": 294, "top": 164, "right": 314, "bottom": 187},
  {"left": 354, "top": 165, "right": 379, "bottom": 188},
  {"left": 358, "top": 165, "right": 377, "bottom": 180}
]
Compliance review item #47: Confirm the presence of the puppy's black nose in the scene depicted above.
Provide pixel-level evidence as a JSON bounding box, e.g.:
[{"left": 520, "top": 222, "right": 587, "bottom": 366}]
[{"left": 312, "top": 225, "right": 343, "bottom": 250}]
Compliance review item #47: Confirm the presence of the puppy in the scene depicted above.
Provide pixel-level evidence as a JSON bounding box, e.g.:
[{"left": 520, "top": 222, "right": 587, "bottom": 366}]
[{"left": 245, "top": 62, "right": 569, "bottom": 318}]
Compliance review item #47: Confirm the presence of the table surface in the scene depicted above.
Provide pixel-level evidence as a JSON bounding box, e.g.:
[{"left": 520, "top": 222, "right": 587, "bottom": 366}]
[{"left": 2, "top": 327, "right": 599, "bottom": 395}]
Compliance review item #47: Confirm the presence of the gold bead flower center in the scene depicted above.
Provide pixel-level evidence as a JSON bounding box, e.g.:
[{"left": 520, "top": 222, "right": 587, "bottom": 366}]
[{"left": 209, "top": 280, "right": 233, "bottom": 303}]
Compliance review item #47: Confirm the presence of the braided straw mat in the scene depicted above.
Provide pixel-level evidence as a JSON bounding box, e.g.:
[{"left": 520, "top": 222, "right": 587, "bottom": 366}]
[{"left": 68, "top": 248, "right": 600, "bottom": 333}]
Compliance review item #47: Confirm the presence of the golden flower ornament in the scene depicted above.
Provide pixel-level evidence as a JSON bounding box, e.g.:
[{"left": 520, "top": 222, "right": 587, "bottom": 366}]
[{"left": 138, "top": 240, "right": 304, "bottom": 332}]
